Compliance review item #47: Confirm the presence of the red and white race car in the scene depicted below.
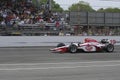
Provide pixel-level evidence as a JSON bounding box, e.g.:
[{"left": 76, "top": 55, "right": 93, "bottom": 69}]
[{"left": 50, "top": 38, "right": 116, "bottom": 53}]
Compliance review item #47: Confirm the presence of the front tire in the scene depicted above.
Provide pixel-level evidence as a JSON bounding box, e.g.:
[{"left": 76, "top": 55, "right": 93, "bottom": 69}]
[{"left": 69, "top": 44, "right": 78, "bottom": 53}]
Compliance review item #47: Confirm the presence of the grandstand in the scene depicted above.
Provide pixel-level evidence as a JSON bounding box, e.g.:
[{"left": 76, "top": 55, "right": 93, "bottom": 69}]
[{"left": 0, "top": 0, "right": 72, "bottom": 36}]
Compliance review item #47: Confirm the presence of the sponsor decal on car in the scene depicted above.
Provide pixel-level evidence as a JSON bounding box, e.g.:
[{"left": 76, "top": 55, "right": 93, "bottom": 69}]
[{"left": 85, "top": 45, "right": 93, "bottom": 51}]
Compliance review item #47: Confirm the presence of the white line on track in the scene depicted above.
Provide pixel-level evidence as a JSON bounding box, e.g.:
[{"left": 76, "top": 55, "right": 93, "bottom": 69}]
[
  {"left": 0, "top": 60, "right": 120, "bottom": 65},
  {"left": 0, "top": 60, "right": 120, "bottom": 71},
  {"left": 0, "top": 64, "right": 120, "bottom": 71}
]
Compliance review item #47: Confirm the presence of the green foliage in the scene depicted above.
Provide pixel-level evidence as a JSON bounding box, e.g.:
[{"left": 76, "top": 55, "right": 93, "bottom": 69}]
[
  {"left": 32, "top": 0, "right": 63, "bottom": 12},
  {"left": 68, "top": 1, "right": 95, "bottom": 12},
  {"left": 97, "top": 8, "right": 120, "bottom": 12},
  {"left": 52, "top": 3, "right": 63, "bottom": 12},
  {"left": 32, "top": 0, "right": 120, "bottom": 12}
]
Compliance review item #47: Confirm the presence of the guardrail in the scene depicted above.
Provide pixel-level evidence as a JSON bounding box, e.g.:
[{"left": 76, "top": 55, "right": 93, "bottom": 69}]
[{"left": 0, "top": 36, "right": 119, "bottom": 47}]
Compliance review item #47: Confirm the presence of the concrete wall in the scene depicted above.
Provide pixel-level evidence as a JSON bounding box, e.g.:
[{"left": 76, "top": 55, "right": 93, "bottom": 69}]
[{"left": 0, "top": 36, "right": 119, "bottom": 47}]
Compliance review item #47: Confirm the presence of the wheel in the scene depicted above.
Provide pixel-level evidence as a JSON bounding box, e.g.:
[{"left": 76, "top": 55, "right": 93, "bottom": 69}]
[
  {"left": 57, "top": 43, "right": 65, "bottom": 47},
  {"left": 69, "top": 44, "right": 77, "bottom": 53},
  {"left": 105, "top": 44, "right": 114, "bottom": 52}
]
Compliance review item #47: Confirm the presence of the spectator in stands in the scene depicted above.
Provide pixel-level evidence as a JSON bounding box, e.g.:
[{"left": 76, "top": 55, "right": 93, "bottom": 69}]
[
  {"left": 55, "top": 21, "right": 60, "bottom": 28},
  {"left": 1, "top": 19, "right": 6, "bottom": 27},
  {"left": 18, "top": 19, "right": 24, "bottom": 25}
]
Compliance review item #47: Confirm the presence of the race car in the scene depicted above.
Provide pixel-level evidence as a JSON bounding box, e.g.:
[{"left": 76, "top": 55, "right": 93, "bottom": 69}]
[{"left": 50, "top": 38, "right": 116, "bottom": 53}]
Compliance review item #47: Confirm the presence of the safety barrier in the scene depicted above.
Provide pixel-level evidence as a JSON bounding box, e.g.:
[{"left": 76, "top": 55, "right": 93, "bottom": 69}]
[{"left": 0, "top": 36, "right": 119, "bottom": 47}]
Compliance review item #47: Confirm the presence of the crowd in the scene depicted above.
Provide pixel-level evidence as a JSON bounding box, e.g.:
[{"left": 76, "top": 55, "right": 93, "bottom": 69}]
[{"left": 0, "top": 0, "right": 68, "bottom": 30}]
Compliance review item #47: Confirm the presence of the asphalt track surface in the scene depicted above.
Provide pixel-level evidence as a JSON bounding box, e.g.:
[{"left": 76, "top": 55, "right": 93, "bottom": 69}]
[{"left": 0, "top": 46, "right": 120, "bottom": 80}]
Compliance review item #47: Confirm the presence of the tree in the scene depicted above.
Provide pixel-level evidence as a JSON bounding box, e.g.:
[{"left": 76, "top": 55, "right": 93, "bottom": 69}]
[
  {"left": 68, "top": 1, "right": 95, "bottom": 12},
  {"left": 32, "top": 0, "right": 63, "bottom": 12},
  {"left": 97, "top": 7, "right": 120, "bottom": 12},
  {"left": 97, "top": 8, "right": 104, "bottom": 12}
]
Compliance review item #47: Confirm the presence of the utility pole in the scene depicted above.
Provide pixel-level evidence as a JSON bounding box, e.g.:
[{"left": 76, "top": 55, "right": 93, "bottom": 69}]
[
  {"left": 36, "top": 0, "right": 40, "bottom": 8},
  {"left": 48, "top": 0, "right": 51, "bottom": 11}
]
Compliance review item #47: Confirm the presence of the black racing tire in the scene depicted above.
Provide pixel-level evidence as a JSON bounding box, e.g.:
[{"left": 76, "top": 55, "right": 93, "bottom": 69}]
[
  {"left": 57, "top": 43, "right": 65, "bottom": 47},
  {"left": 69, "top": 44, "right": 78, "bottom": 53},
  {"left": 105, "top": 44, "right": 114, "bottom": 52}
]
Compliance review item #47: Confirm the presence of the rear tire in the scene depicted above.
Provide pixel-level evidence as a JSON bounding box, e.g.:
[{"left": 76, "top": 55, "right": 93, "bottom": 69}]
[{"left": 105, "top": 44, "right": 114, "bottom": 52}]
